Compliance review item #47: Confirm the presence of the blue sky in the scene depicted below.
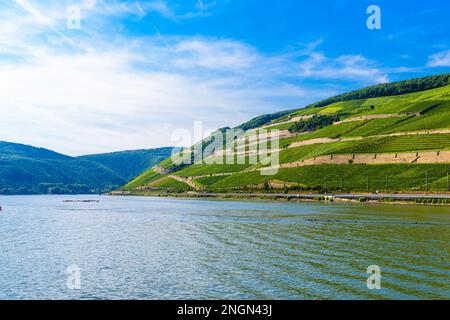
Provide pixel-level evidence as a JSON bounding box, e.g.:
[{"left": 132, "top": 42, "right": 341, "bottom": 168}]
[{"left": 0, "top": 0, "right": 449, "bottom": 155}]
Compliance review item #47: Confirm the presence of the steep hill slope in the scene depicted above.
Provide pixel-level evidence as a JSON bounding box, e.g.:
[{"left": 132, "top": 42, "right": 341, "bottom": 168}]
[
  {"left": 124, "top": 73, "right": 450, "bottom": 195},
  {"left": 0, "top": 142, "right": 173, "bottom": 194}
]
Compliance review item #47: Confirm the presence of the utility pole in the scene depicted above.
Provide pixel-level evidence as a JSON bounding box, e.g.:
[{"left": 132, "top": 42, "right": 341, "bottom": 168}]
[
  {"left": 385, "top": 175, "right": 388, "bottom": 192},
  {"left": 425, "top": 171, "right": 428, "bottom": 192},
  {"left": 367, "top": 176, "right": 370, "bottom": 193}
]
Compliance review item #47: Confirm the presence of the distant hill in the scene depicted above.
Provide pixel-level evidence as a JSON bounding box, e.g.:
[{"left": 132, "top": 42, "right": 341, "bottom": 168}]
[
  {"left": 0, "top": 141, "right": 70, "bottom": 160},
  {"left": 124, "top": 73, "right": 450, "bottom": 195},
  {"left": 79, "top": 148, "right": 174, "bottom": 181},
  {"left": 0, "top": 142, "right": 173, "bottom": 194}
]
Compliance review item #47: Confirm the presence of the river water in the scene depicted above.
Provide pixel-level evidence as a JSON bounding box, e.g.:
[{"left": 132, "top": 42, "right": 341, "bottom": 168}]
[{"left": 0, "top": 195, "right": 448, "bottom": 300}]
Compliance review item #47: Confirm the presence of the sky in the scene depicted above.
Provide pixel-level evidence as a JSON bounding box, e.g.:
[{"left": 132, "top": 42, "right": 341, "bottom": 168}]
[{"left": 0, "top": 0, "right": 449, "bottom": 155}]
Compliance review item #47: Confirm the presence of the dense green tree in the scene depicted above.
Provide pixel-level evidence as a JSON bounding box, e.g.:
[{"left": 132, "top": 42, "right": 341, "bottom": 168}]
[{"left": 0, "top": 142, "right": 173, "bottom": 194}]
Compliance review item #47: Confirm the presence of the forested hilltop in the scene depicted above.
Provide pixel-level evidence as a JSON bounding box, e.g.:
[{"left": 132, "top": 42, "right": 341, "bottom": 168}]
[{"left": 0, "top": 142, "right": 172, "bottom": 194}]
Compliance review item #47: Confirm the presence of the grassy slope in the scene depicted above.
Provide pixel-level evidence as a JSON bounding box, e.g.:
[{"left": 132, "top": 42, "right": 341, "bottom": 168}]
[
  {"left": 151, "top": 176, "right": 194, "bottom": 191},
  {"left": 123, "top": 170, "right": 162, "bottom": 190},
  {"left": 125, "top": 76, "right": 450, "bottom": 194}
]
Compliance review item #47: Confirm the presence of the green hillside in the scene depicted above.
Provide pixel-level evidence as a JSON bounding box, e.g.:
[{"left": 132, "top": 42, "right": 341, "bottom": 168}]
[
  {"left": 0, "top": 142, "right": 173, "bottom": 194},
  {"left": 124, "top": 74, "right": 450, "bottom": 195},
  {"left": 79, "top": 147, "right": 173, "bottom": 181}
]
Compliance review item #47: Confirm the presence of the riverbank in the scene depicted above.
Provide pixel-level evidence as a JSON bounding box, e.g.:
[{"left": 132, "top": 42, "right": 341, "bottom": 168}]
[{"left": 111, "top": 190, "right": 450, "bottom": 206}]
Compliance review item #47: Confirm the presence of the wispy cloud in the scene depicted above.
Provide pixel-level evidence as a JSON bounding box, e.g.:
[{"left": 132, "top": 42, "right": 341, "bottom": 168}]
[
  {"left": 297, "top": 50, "right": 389, "bottom": 84},
  {"left": 142, "top": 0, "right": 176, "bottom": 19},
  {"left": 12, "top": 0, "right": 52, "bottom": 25},
  {"left": 427, "top": 50, "right": 450, "bottom": 67},
  {"left": 172, "top": 39, "right": 258, "bottom": 70},
  {"left": 134, "top": 0, "right": 216, "bottom": 21}
]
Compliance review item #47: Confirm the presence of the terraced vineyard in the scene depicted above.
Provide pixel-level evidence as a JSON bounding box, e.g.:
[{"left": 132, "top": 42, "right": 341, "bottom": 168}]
[
  {"left": 204, "top": 164, "right": 450, "bottom": 193},
  {"left": 123, "top": 73, "right": 450, "bottom": 194},
  {"left": 336, "top": 134, "right": 450, "bottom": 154}
]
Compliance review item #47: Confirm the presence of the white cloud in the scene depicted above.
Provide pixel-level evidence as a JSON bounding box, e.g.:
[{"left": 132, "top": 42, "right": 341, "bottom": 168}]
[
  {"left": 427, "top": 50, "right": 450, "bottom": 67},
  {"left": 0, "top": 2, "right": 391, "bottom": 155},
  {"left": 133, "top": 0, "right": 215, "bottom": 20},
  {"left": 142, "top": 0, "right": 175, "bottom": 19},
  {"left": 172, "top": 39, "right": 257, "bottom": 70},
  {"left": 0, "top": 52, "right": 269, "bottom": 154},
  {"left": 298, "top": 52, "right": 389, "bottom": 84},
  {"left": 12, "top": 0, "right": 53, "bottom": 25}
]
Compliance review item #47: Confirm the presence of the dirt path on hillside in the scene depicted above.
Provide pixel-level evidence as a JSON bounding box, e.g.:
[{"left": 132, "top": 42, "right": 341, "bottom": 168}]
[
  {"left": 235, "top": 130, "right": 293, "bottom": 144},
  {"left": 186, "top": 172, "right": 234, "bottom": 179},
  {"left": 288, "top": 129, "right": 450, "bottom": 149},
  {"left": 154, "top": 166, "right": 172, "bottom": 174},
  {"left": 386, "top": 129, "right": 450, "bottom": 136},
  {"left": 262, "top": 115, "right": 313, "bottom": 129},
  {"left": 169, "top": 175, "right": 202, "bottom": 190},
  {"left": 333, "top": 113, "right": 411, "bottom": 125},
  {"left": 277, "top": 150, "right": 450, "bottom": 169},
  {"left": 289, "top": 137, "right": 360, "bottom": 148}
]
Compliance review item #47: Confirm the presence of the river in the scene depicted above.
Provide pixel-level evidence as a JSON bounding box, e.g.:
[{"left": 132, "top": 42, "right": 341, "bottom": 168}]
[{"left": 0, "top": 195, "right": 448, "bottom": 299}]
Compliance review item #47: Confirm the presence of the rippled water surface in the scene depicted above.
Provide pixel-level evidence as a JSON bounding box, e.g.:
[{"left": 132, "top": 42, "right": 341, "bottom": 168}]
[{"left": 0, "top": 195, "right": 449, "bottom": 300}]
